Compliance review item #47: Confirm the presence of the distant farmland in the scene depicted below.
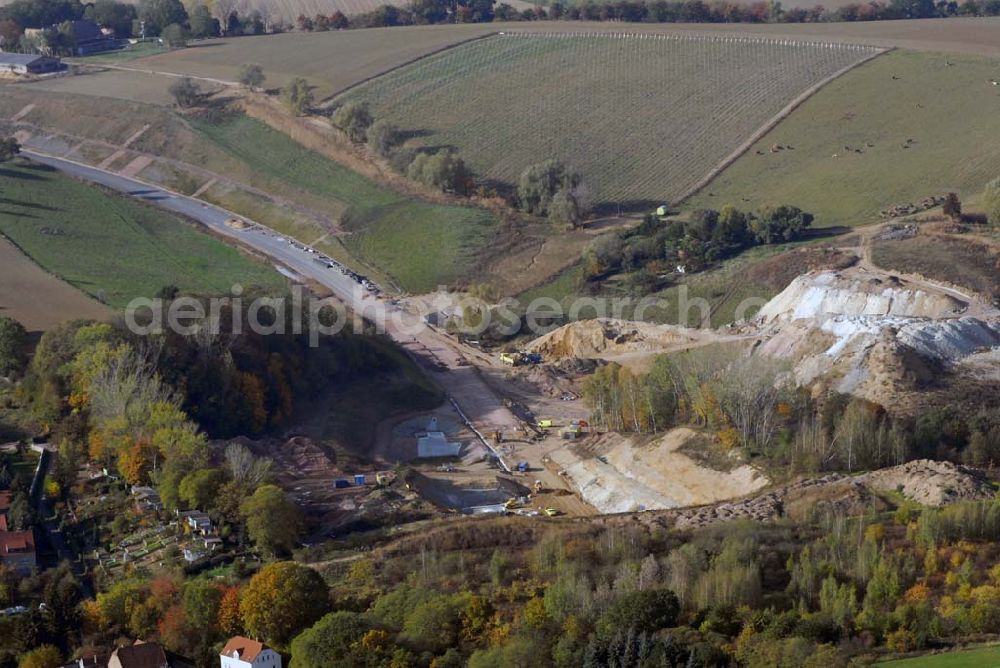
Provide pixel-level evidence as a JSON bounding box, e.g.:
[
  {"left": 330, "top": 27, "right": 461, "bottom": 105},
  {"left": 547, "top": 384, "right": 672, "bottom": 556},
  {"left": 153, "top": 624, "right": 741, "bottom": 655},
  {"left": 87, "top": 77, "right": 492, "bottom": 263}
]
[
  {"left": 342, "top": 32, "right": 883, "bottom": 209},
  {"left": 686, "top": 50, "right": 1000, "bottom": 228},
  {"left": 129, "top": 24, "right": 501, "bottom": 98}
]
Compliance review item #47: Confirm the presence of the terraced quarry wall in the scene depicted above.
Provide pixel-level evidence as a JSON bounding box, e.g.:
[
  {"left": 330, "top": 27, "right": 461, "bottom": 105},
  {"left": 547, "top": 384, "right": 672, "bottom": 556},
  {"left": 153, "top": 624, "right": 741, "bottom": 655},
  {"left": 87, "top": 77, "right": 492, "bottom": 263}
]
[{"left": 342, "top": 32, "right": 884, "bottom": 208}]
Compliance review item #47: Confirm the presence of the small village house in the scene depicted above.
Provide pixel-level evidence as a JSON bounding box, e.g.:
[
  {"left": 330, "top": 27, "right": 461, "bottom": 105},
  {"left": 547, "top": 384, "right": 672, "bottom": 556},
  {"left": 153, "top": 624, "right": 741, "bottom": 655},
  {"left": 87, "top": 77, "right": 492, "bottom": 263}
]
[{"left": 219, "top": 637, "right": 282, "bottom": 668}]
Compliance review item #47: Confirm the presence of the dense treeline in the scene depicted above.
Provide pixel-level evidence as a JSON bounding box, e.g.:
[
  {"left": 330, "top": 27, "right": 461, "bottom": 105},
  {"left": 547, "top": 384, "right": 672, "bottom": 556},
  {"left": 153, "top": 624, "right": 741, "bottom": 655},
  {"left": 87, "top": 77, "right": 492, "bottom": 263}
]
[
  {"left": 584, "top": 205, "right": 813, "bottom": 289},
  {"left": 583, "top": 348, "right": 1000, "bottom": 472},
  {"left": 0, "top": 0, "right": 267, "bottom": 52},
  {"left": 329, "top": 0, "right": 1000, "bottom": 30}
]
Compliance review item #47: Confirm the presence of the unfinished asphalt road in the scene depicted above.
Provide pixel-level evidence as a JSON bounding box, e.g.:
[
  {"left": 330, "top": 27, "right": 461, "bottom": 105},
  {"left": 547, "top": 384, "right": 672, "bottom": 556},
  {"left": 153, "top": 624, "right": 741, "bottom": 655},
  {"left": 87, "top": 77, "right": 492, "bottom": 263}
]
[{"left": 25, "top": 150, "right": 520, "bottom": 436}]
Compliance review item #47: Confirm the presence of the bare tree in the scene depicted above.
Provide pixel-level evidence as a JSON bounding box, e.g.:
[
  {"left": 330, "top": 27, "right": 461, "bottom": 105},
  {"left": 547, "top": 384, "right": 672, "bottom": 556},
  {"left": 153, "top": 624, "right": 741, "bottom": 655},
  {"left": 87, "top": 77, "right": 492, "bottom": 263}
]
[{"left": 225, "top": 442, "right": 273, "bottom": 488}]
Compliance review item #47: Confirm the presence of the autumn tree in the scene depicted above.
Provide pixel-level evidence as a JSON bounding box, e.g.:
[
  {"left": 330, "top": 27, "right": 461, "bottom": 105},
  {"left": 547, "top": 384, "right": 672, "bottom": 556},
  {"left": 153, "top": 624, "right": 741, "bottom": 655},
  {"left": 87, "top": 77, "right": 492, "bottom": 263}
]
[
  {"left": 18, "top": 645, "right": 61, "bottom": 668},
  {"left": 942, "top": 192, "right": 962, "bottom": 222},
  {"left": 241, "top": 484, "right": 302, "bottom": 556},
  {"left": 240, "top": 561, "right": 329, "bottom": 646}
]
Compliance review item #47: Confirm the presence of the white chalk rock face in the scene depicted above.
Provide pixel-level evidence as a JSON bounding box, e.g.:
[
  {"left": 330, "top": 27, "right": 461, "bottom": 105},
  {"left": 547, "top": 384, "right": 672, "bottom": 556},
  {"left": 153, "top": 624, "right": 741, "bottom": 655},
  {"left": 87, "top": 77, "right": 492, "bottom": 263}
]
[{"left": 757, "top": 271, "right": 967, "bottom": 323}]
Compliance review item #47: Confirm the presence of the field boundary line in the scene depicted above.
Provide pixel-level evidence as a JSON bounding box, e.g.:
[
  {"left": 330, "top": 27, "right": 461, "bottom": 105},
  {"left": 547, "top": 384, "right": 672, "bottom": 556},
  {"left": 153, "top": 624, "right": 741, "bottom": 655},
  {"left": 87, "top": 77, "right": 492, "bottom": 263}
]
[
  {"left": 0, "top": 228, "right": 111, "bottom": 310},
  {"left": 322, "top": 31, "right": 499, "bottom": 103},
  {"left": 678, "top": 46, "right": 892, "bottom": 205}
]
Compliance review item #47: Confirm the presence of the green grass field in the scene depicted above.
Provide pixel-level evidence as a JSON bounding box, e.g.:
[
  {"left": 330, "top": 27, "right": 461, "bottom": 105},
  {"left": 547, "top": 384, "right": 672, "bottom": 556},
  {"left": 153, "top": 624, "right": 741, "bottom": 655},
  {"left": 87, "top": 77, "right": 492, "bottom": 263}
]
[
  {"left": 192, "top": 116, "right": 497, "bottom": 292},
  {"left": 879, "top": 645, "right": 1000, "bottom": 667},
  {"left": 342, "top": 32, "right": 881, "bottom": 209},
  {"left": 687, "top": 50, "right": 1000, "bottom": 228},
  {"left": 0, "top": 159, "right": 285, "bottom": 307}
]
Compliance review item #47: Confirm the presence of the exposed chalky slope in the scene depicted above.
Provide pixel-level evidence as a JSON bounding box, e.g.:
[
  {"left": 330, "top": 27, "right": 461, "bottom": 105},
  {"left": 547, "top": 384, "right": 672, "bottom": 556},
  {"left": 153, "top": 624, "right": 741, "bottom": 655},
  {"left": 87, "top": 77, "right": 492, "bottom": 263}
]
[{"left": 344, "top": 32, "right": 883, "bottom": 207}]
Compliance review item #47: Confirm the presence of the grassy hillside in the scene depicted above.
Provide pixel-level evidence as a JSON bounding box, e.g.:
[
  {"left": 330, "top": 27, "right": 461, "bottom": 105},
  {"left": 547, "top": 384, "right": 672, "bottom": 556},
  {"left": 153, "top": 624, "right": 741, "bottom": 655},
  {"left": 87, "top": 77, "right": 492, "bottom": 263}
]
[
  {"left": 192, "top": 116, "right": 498, "bottom": 293},
  {"left": 0, "top": 159, "right": 285, "bottom": 307},
  {"left": 0, "top": 88, "right": 499, "bottom": 294},
  {"left": 686, "top": 50, "right": 1000, "bottom": 228},
  {"left": 878, "top": 645, "right": 1000, "bottom": 666},
  {"left": 343, "top": 32, "right": 881, "bottom": 209}
]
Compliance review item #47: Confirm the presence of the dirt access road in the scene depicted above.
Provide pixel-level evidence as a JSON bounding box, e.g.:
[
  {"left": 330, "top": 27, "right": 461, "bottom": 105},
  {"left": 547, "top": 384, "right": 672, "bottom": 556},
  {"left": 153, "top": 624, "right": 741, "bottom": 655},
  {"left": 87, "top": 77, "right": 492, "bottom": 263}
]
[{"left": 26, "top": 151, "right": 520, "bottom": 438}]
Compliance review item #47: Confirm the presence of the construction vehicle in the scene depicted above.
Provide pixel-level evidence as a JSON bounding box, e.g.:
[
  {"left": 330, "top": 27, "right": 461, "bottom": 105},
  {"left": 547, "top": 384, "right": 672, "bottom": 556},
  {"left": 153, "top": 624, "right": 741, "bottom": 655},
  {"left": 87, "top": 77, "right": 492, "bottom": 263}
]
[
  {"left": 544, "top": 508, "right": 562, "bottom": 517},
  {"left": 560, "top": 419, "right": 591, "bottom": 440},
  {"left": 500, "top": 351, "right": 544, "bottom": 366},
  {"left": 504, "top": 498, "right": 521, "bottom": 510},
  {"left": 537, "top": 419, "right": 553, "bottom": 429}
]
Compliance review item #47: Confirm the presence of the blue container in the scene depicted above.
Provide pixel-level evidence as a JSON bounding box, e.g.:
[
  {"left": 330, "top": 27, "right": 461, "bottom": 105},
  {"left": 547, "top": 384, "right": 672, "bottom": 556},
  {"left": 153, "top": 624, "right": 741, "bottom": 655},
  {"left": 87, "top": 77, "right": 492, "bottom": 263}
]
[
  {"left": 334, "top": 479, "right": 350, "bottom": 489},
  {"left": 354, "top": 474, "right": 366, "bottom": 486}
]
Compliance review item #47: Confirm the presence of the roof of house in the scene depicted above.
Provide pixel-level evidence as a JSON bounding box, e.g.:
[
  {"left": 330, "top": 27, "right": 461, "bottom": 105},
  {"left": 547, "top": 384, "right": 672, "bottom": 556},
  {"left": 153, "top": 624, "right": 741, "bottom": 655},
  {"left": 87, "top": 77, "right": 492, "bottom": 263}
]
[
  {"left": 0, "top": 491, "right": 10, "bottom": 513},
  {"left": 0, "top": 531, "right": 34, "bottom": 555},
  {"left": 0, "top": 515, "right": 8, "bottom": 532},
  {"left": 220, "top": 637, "right": 268, "bottom": 662},
  {"left": 111, "top": 641, "right": 168, "bottom": 668},
  {"left": 0, "top": 53, "right": 49, "bottom": 67},
  {"left": 65, "top": 20, "right": 106, "bottom": 44}
]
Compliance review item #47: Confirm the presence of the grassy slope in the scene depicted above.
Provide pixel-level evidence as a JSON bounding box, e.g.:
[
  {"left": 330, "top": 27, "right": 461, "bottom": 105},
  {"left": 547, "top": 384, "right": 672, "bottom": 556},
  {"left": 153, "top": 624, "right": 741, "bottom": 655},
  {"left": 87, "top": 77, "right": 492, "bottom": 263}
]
[
  {"left": 686, "top": 50, "right": 1000, "bottom": 228},
  {"left": 0, "top": 159, "right": 285, "bottom": 307},
  {"left": 343, "top": 33, "right": 877, "bottom": 208},
  {"left": 193, "top": 116, "right": 497, "bottom": 293},
  {"left": 878, "top": 645, "right": 1000, "bottom": 666}
]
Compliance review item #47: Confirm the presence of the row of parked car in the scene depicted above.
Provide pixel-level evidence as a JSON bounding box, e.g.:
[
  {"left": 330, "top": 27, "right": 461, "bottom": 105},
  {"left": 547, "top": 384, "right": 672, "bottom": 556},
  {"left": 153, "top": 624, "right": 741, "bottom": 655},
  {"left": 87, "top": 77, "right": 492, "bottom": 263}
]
[{"left": 278, "top": 235, "right": 380, "bottom": 294}]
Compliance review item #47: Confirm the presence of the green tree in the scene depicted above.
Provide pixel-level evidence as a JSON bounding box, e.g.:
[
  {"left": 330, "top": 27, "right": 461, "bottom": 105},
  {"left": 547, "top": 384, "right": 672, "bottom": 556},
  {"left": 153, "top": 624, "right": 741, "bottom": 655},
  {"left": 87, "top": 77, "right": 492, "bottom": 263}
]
[
  {"left": 0, "top": 136, "right": 20, "bottom": 162},
  {"left": 282, "top": 78, "right": 313, "bottom": 115},
  {"left": 407, "top": 151, "right": 470, "bottom": 193},
  {"left": 240, "top": 561, "right": 329, "bottom": 647},
  {"left": 188, "top": 3, "right": 218, "bottom": 38},
  {"left": 517, "top": 159, "right": 583, "bottom": 218},
  {"left": 178, "top": 468, "right": 225, "bottom": 510},
  {"left": 595, "top": 588, "right": 680, "bottom": 638},
  {"left": 289, "top": 610, "right": 371, "bottom": 667},
  {"left": 333, "top": 101, "right": 373, "bottom": 142},
  {"left": 750, "top": 205, "right": 814, "bottom": 244},
  {"left": 238, "top": 63, "right": 265, "bottom": 89},
  {"left": 985, "top": 177, "right": 1000, "bottom": 227},
  {"left": 161, "top": 22, "right": 186, "bottom": 47},
  {"left": 241, "top": 484, "right": 302, "bottom": 556},
  {"left": 168, "top": 77, "right": 201, "bottom": 108},
  {"left": 89, "top": 0, "right": 137, "bottom": 37},
  {"left": 137, "top": 0, "right": 188, "bottom": 35},
  {"left": 367, "top": 119, "right": 401, "bottom": 157},
  {"left": 0, "top": 317, "right": 28, "bottom": 377}
]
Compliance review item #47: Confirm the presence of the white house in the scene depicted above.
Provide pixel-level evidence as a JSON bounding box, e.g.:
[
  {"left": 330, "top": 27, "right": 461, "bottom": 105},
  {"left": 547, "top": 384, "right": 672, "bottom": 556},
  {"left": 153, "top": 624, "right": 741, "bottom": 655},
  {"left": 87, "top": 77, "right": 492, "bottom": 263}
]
[{"left": 220, "top": 637, "right": 281, "bottom": 668}]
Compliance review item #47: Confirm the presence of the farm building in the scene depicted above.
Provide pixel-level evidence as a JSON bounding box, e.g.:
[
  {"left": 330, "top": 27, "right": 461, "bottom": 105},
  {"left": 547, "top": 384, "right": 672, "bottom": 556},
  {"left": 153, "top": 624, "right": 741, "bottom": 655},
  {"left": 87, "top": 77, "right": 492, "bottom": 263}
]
[
  {"left": 0, "top": 53, "right": 64, "bottom": 75},
  {"left": 220, "top": 636, "right": 282, "bottom": 668},
  {"left": 0, "top": 530, "right": 35, "bottom": 575},
  {"left": 24, "top": 20, "right": 117, "bottom": 56}
]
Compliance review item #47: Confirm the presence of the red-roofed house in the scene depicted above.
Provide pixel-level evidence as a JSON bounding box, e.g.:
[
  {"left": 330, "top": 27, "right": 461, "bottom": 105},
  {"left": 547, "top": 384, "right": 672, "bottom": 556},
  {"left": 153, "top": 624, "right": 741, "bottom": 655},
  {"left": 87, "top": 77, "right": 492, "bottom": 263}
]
[
  {"left": 0, "top": 530, "right": 34, "bottom": 575},
  {"left": 219, "top": 637, "right": 281, "bottom": 668}
]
